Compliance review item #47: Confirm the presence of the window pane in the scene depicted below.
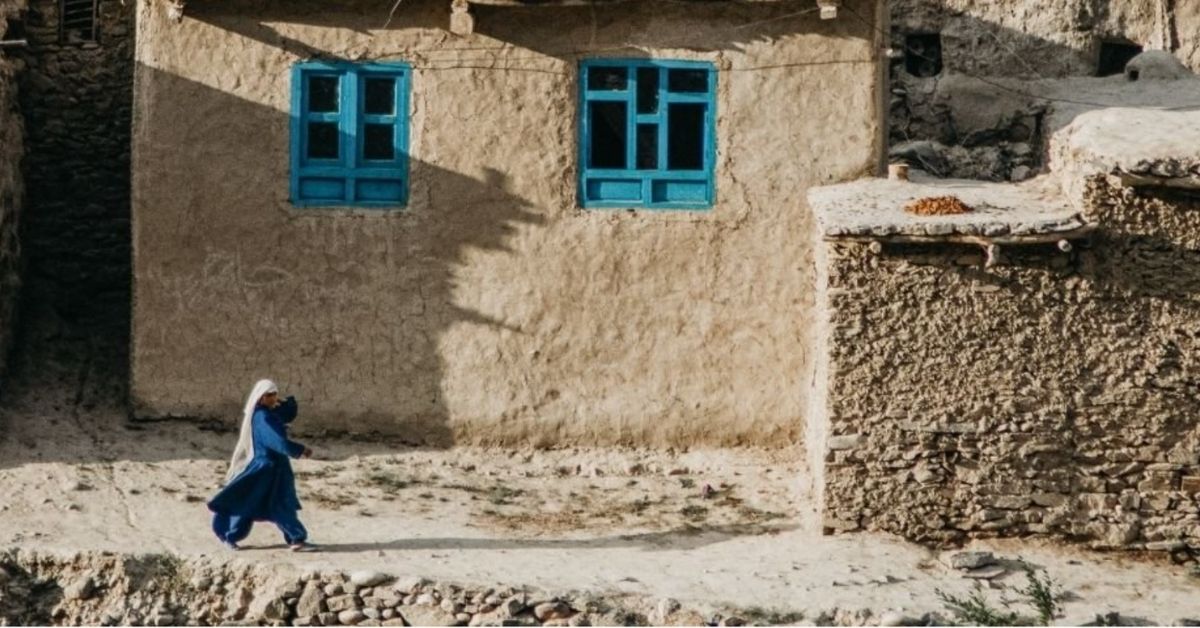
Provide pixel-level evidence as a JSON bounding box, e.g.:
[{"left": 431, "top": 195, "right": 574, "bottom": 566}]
[
  {"left": 587, "top": 66, "right": 627, "bottom": 91},
  {"left": 636, "top": 124, "right": 657, "bottom": 170},
  {"left": 307, "top": 121, "right": 339, "bottom": 159},
  {"left": 364, "top": 124, "right": 394, "bottom": 161},
  {"left": 636, "top": 68, "right": 659, "bottom": 114},
  {"left": 667, "top": 103, "right": 705, "bottom": 170},
  {"left": 667, "top": 68, "right": 708, "bottom": 93},
  {"left": 364, "top": 78, "right": 395, "bottom": 115},
  {"left": 309, "top": 76, "right": 339, "bottom": 112},
  {"left": 589, "top": 101, "right": 627, "bottom": 169}
]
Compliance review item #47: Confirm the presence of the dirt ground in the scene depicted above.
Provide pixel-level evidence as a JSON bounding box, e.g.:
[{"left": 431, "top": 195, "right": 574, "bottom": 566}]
[{"left": 1, "top": 338, "right": 1200, "bottom": 625}]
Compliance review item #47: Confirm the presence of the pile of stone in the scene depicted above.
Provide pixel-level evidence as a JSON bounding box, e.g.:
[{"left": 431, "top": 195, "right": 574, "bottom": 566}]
[{"left": 0, "top": 550, "right": 760, "bottom": 627}]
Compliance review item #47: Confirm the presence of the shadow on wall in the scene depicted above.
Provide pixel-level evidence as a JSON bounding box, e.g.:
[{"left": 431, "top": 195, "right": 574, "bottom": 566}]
[
  {"left": 186, "top": 0, "right": 878, "bottom": 65},
  {"left": 129, "top": 59, "right": 547, "bottom": 449},
  {"left": 3, "top": 0, "right": 134, "bottom": 413},
  {"left": 0, "top": 53, "right": 542, "bottom": 466},
  {"left": 2, "top": 0, "right": 883, "bottom": 463}
]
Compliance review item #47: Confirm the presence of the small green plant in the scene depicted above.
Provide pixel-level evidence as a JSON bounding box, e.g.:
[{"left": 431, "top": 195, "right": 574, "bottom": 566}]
[
  {"left": 680, "top": 505, "right": 709, "bottom": 521},
  {"left": 487, "top": 485, "right": 524, "bottom": 506},
  {"left": 936, "top": 586, "right": 1019, "bottom": 626},
  {"left": 679, "top": 478, "right": 695, "bottom": 489},
  {"left": 937, "top": 567, "right": 1065, "bottom": 627},
  {"left": 365, "top": 470, "right": 411, "bottom": 491},
  {"left": 1015, "top": 567, "right": 1062, "bottom": 626},
  {"left": 740, "top": 606, "right": 806, "bottom": 625}
]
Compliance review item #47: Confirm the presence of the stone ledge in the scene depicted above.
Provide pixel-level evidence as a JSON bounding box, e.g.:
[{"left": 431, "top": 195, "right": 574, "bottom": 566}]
[{"left": 807, "top": 174, "right": 1089, "bottom": 240}]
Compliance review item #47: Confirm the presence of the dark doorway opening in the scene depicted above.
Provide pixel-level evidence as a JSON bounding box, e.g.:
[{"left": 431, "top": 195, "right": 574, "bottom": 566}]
[
  {"left": 1097, "top": 40, "right": 1143, "bottom": 77},
  {"left": 904, "top": 33, "right": 943, "bottom": 78}
]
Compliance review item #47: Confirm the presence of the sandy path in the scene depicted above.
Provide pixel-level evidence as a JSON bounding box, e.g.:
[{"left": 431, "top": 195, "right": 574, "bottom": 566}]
[
  {"left": 0, "top": 346, "right": 1198, "bottom": 625},
  {"left": 2, "top": 411, "right": 1199, "bottom": 625}
]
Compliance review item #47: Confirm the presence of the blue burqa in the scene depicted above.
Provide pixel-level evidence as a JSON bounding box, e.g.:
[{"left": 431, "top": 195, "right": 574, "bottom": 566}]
[{"left": 208, "top": 395, "right": 308, "bottom": 543}]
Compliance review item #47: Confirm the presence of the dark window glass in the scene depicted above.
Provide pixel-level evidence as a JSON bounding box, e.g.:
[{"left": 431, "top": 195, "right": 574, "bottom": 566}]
[
  {"left": 667, "top": 69, "right": 708, "bottom": 93},
  {"left": 637, "top": 67, "right": 659, "bottom": 113},
  {"left": 364, "top": 124, "right": 395, "bottom": 161},
  {"left": 588, "top": 66, "right": 627, "bottom": 91},
  {"left": 667, "top": 103, "right": 705, "bottom": 170},
  {"left": 309, "top": 76, "right": 339, "bottom": 113},
  {"left": 307, "top": 122, "right": 339, "bottom": 159},
  {"left": 589, "top": 101, "right": 627, "bottom": 169},
  {"left": 904, "top": 33, "right": 943, "bottom": 78},
  {"left": 364, "top": 78, "right": 395, "bottom": 115},
  {"left": 636, "top": 124, "right": 657, "bottom": 170}
]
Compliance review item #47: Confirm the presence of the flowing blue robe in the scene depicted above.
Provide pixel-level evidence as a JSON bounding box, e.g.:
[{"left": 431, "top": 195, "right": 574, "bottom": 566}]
[{"left": 208, "top": 397, "right": 306, "bottom": 521}]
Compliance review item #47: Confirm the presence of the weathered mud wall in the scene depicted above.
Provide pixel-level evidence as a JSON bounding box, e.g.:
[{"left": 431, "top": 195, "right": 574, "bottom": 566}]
[
  {"left": 130, "top": 0, "right": 886, "bottom": 446},
  {"left": 817, "top": 178, "right": 1200, "bottom": 551},
  {"left": 0, "top": 0, "right": 26, "bottom": 385},
  {"left": 889, "top": 0, "right": 1200, "bottom": 78}
]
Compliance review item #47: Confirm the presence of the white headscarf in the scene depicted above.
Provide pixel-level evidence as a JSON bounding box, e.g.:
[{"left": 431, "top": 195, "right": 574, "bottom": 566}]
[{"left": 225, "top": 379, "right": 279, "bottom": 483}]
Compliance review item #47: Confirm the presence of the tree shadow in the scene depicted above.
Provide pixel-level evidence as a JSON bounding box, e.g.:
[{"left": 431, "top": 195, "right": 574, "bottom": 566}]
[
  {"left": 0, "top": 53, "right": 544, "bottom": 466},
  {"left": 186, "top": 0, "right": 879, "bottom": 63}
]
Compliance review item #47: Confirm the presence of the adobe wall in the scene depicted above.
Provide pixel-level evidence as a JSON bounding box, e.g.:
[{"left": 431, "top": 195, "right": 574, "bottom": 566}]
[
  {"left": 0, "top": 1, "right": 24, "bottom": 384},
  {"left": 131, "top": 0, "right": 886, "bottom": 446},
  {"left": 815, "top": 178, "right": 1200, "bottom": 550}
]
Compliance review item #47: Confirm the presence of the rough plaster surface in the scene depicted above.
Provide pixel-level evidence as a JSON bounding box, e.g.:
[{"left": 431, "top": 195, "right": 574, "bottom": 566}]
[
  {"left": 1051, "top": 108, "right": 1200, "bottom": 192},
  {"left": 0, "top": 0, "right": 26, "bottom": 387},
  {"left": 808, "top": 175, "right": 1084, "bottom": 238},
  {"left": 889, "top": 0, "right": 1200, "bottom": 77},
  {"left": 130, "top": 0, "right": 885, "bottom": 446}
]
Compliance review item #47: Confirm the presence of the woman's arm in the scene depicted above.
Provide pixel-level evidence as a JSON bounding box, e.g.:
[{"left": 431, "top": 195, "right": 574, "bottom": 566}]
[
  {"left": 253, "top": 410, "right": 306, "bottom": 458},
  {"left": 277, "top": 396, "right": 299, "bottom": 424}
]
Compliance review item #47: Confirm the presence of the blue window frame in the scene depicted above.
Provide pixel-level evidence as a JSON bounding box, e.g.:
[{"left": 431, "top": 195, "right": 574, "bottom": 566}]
[
  {"left": 290, "top": 61, "right": 411, "bottom": 208},
  {"left": 578, "top": 59, "right": 717, "bottom": 210}
]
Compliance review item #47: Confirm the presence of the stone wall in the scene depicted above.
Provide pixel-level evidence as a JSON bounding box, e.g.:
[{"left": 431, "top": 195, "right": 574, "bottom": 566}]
[
  {"left": 889, "top": 0, "right": 1200, "bottom": 78},
  {"left": 815, "top": 177, "right": 1200, "bottom": 551},
  {"left": 130, "top": 0, "right": 886, "bottom": 446},
  {"left": 0, "top": 0, "right": 26, "bottom": 386},
  {"left": 886, "top": 0, "right": 1200, "bottom": 184},
  {"left": 13, "top": 0, "right": 132, "bottom": 355},
  {"left": 0, "top": 550, "right": 808, "bottom": 627}
]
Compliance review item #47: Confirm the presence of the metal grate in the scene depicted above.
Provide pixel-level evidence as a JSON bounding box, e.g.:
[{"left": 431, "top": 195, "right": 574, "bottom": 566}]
[{"left": 59, "top": 0, "right": 97, "bottom": 43}]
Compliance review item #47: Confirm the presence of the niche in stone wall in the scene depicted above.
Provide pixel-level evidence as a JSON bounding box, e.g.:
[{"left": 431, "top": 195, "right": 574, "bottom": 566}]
[
  {"left": 904, "top": 33, "right": 943, "bottom": 78},
  {"left": 2, "top": 13, "right": 24, "bottom": 41},
  {"left": 1097, "top": 40, "right": 1143, "bottom": 77}
]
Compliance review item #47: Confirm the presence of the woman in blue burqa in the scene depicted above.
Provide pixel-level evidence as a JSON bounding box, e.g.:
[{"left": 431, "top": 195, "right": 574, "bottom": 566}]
[{"left": 208, "top": 379, "right": 316, "bottom": 551}]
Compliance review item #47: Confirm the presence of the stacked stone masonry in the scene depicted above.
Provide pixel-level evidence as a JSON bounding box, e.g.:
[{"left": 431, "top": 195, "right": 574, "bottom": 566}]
[
  {"left": 889, "top": 0, "right": 1200, "bottom": 79},
  {"left": 14, "top": 0, "right": 132, "bottom": 337},
  {"left": 0, "top": 550, "right": 781, "bottom": 627},
  {"left": 0, "top": 0, "right": 26, "bottom": 382},
  {"left": 887, "top": 1, "right": 1200, "bottom": 183},
  {"left": 817, "top": 176, "right": 1200, "bottom": 551}
]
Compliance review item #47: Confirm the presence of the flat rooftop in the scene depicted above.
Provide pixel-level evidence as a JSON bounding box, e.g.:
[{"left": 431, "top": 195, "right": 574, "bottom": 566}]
[{"left": 807, "top": 174, "right": 1087, "bottom": 240}]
